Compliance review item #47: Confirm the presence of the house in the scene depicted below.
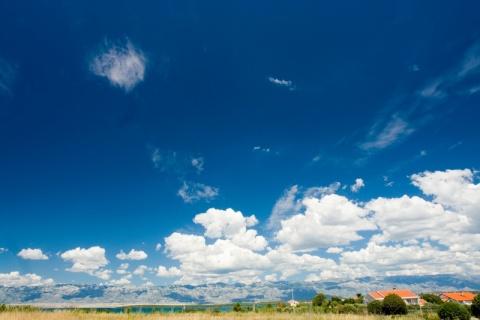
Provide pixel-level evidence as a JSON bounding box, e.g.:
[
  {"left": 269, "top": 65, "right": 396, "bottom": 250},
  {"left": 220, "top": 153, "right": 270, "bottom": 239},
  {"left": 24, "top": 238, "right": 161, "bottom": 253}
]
[
  {"left": 287, "top": 299, "right": 300, "bottom": 307},
  {"left": 365, "top": 287, "right": 420, "bottom": 305},
  {"left": 440, "top": 292, "right": 476, "bottom": 305}
]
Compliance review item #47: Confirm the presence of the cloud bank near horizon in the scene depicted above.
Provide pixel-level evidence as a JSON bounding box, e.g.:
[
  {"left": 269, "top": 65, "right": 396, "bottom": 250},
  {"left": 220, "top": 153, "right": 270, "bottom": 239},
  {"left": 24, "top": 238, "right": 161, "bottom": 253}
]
[{"left": 1, "top": 168, "right": 479, "bottom": 287}]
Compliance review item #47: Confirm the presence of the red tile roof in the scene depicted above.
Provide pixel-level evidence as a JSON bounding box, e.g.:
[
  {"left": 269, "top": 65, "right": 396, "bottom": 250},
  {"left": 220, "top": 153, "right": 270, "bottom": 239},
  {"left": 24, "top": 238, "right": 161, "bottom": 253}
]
[
  {"left": 441, "top": 292, "right": 475, "bottom": 302},
  {"left": 369, "top": 289, "right": 418, "bottom": 299}
]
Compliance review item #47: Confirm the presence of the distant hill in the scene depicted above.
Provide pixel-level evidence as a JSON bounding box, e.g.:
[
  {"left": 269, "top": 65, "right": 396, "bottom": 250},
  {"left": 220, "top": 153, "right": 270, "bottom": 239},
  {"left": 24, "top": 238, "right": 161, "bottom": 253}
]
[{"left": 0, "top": 274, "right": 478, "bottom": 305}]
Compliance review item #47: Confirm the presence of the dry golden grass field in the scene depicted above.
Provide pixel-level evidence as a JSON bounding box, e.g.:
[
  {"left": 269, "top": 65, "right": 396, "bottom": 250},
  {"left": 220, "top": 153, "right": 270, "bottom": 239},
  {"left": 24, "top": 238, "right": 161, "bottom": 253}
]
[{"left": 0, "top": 312, "right": 428, "bottom": 320}]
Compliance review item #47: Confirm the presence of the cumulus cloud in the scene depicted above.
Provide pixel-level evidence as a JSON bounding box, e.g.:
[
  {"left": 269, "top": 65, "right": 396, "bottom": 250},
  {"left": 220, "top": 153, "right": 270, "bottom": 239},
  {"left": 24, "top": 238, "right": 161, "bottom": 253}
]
[
  {"left": 133, "top": 265, "right": 151, "bottom": 276},
  {"left": 367, "top": 195, "right": 468, "bottom": 245},
  {"left": 159, "top": 168, "right": 480, "bottom": 283},
  {"left": 155, "top": 243, "right": 162, "bottom": 251},
  {"left": 110, "top": 277, "right": 131, "bottom": 285},
  {"left": 157, "top": 266, "right": 182, "bottom": 278},
  {"left": 350, "top": 178, "right": 365, "bottom": 193},
  {"left": 177, "top": 181, "right": 219, "bottom": 203},
  {"left": 117, "top": 263, "right": 129, "bottom": 274},
  {"left": 116, "top": 249, "right": 148, "bottom": 260},
  {"left": 90, "top": 38, "right": 147, "bottom": 92},
  {"left": 194, "top": 208, "right": 267, "bottom": 251},
  {"left": 60, "top": 246, "right": 109, "bottom": 279},
  {"left": 268, "top": 184, "right": 341, "bottom": 229},
  {"left": 0, "top": 271, "right": 54, "bottom": 287},
  {"left": 17, "top": 248, "right": 48, "bottom": 260},
  {"left": 276, "top": 194, "right": 377, "bottom": 251}
]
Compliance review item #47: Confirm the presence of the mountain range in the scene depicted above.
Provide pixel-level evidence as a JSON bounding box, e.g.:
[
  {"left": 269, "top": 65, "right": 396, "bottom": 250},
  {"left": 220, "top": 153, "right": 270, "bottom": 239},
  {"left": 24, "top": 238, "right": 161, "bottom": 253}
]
[{"left": 1, "top": 274, "right": 478, "bottom": 306}]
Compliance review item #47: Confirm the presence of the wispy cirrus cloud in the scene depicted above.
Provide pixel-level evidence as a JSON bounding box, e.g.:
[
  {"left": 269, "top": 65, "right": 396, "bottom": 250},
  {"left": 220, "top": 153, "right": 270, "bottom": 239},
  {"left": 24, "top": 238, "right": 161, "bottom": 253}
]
[
  {"left": 89, "top": 38, "right": 147, "bottom": 92},
  {"left": 177, "top": 181, "right": 219, "bottom": 203},
  {"left": 360, "top": 115, "right": 415, "bottom": 151},
  {"left": 268, "top": 77, "right": 296, "bottom": 90},
  {"left": 360, "top": 40, "right": 480, "bottom": 156},
  {"left": 0, "top": 57, "right": 17, "bottom": 96}
]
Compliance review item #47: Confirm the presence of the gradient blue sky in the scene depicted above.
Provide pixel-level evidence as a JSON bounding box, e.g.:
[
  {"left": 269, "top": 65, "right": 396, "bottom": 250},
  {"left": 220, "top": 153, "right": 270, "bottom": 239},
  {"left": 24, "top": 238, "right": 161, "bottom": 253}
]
[{"left": 1, "top": 1, "right": 480, "bottom": 287}]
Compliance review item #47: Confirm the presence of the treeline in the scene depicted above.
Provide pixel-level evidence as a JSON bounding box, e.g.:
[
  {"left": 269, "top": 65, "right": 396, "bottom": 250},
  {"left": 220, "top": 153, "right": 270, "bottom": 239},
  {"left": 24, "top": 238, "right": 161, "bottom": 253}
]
[{"left": 0, "top": 304, "right": 40, "bottom": 312}]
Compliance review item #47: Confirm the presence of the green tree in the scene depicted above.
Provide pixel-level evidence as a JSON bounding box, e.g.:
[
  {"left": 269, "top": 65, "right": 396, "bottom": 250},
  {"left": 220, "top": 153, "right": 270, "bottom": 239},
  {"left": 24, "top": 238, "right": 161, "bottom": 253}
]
[
  {"left": 382, "top": 294, "right": 408, "bottom": 315},
  {"left": 356, "top": 293, "right": 365, "bottom": 304},
  {"left": 472, "top": 293, "right": 480, "bottom": 318},
  {"left": 421, "top": 293, "right": 444, "bottom": 305},
  {"left": 367, "top": 300, "right": 383, "bottom": 315},
  {"left": 312, "top": 292, "right": 327, "bottom": 306},
  {"left": 343, "top": 298, "right": 356, "bottom": 304},
  {"left": 437, "top": 302, "right": 470, "bottom": 320},
  {"left": 233, "top": 302, "right": 243, "bottom": 312},
  {"left": 124, "top": 306, "right": 131, "bottom": 314},
  {"left": 0, "top": 304, "right": 6, "bottom": 312}
]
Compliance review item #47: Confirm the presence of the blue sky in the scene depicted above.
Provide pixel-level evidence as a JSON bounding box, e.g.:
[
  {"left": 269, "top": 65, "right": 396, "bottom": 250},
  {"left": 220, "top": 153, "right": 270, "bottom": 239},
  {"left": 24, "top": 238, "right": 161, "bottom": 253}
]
[{"left": 1, "top": 0, "right": 480, "bottom": 287}]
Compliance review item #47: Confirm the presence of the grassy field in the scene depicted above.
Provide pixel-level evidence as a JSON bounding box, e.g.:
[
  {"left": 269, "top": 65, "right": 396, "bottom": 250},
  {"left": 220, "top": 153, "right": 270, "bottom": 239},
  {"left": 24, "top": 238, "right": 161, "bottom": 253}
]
[{"left": 0, "top": 312, "right": 429, "bottom": 320}]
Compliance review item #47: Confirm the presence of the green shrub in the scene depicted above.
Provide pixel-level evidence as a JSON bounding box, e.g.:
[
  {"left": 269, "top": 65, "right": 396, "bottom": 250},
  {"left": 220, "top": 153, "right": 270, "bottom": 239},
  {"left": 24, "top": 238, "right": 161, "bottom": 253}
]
[
  {"left": 422, "top": 293, "right": 444, "bottom": 305},
  {"left": 382, "top": 293, "right": 408, "bottom": 315},
  {"left": 367, "top": 300, "right": 383, "bottom": 314},
  {"left": 472, "top": 293, "right": 480, "bottom": 318},
  {"left": 340, "top": 304, "right": 357, "bottom": 314},
  {"left": 437, "top": 302, "right": 470, "bottom": 320}
]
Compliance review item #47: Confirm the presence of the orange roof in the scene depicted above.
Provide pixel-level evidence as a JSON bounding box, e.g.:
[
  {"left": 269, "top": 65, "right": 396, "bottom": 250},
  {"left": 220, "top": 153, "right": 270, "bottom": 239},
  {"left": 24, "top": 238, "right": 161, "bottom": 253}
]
[
  {"left": 441, "top": 292, "right": 475, "bottom": 302},
  {"left": 368, "top": 289, "right": 418, "bottom": 299}
]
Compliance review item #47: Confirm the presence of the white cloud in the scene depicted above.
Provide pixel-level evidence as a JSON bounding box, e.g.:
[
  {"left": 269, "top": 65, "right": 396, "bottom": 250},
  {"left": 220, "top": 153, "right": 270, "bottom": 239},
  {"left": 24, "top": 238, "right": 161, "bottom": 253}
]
[
  {"left": 116, "top": 249, "right": 148, "bottom": 260},
  {"left": 150, "top": 148, "right": 179, "bottom": 172},
  {"left": 275, "top": 194, "right": 377, "bottom": 251},
  {"left": 252, "top": 146, "right": 272, "bottom": 153},
  {"left": 155, "top": 243, "right": 162, "bottom": 251},
  {"left": 0, "top": 57, "right": 17, "bottom": 96},
  {"left": 153, "top": 169, "right": 480, "bottom": 283},
  {"left": 0, "top": 248, "right": 7, "bottom": 253},
  {"left": 177, "top": 181, "right": 219, "bottom": 203},
  {"left": 268, "top": 185, "right": 301, "bottom": 229},
  {"left": 110, "top": 277, "right": 131, "bottom": 285},
  {"left": 60, "top": 246, "right": 109, "bottom": 278},
  {"left": 367, "top": 195, "right": 468, "bottom": 245},
  {"left": 268, "top": 77, "right": 295, "bottom": 90},
  {"left": 350, "top": 178, "right": 365, "bottom": 193},
  {"left": 157, "top": 266, "right": 182, "bottom": 278},
  {"left": 17, "top": 248, "right": 48, "bottom": 260},
  {"left": 326, "top": 247, "right": 344, "bottom": 254},
  {"left": 360, "top": 115, "right": 415, "bottom": 151},
  {"left": 164, "top": 232, "right": 270, "bottom": 285},
  {"left": 89, "top": 38, "right": 146, "bottom": 92},
  {"left": 191, "top": 157, "right": 204, "bottom": 173},
  {"left": 194, "top": 208, "right": 267, "bottom": 251},
  {"left": 133, "top": 265, "right": 151, "bottom": 276},
  {"left": 117, "top": 263, "right": 129, "bottom": 274},
  {"left": 268, "top": 184, "right": 341, "bottom": 230},
  {"left": 0, "top": 272, "right": 54, "bottom": 287},
  {"left": 264, "top": 274, "right": 277, "bottom": 282}
]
